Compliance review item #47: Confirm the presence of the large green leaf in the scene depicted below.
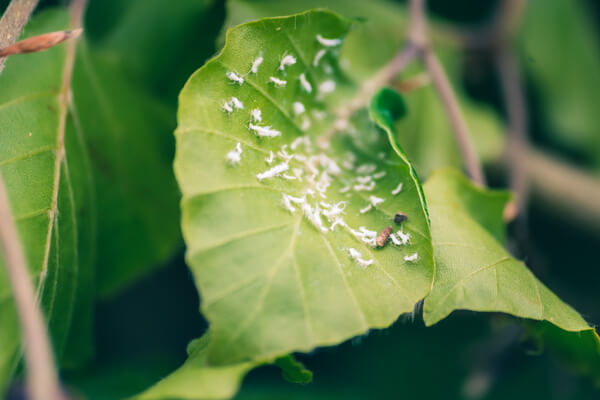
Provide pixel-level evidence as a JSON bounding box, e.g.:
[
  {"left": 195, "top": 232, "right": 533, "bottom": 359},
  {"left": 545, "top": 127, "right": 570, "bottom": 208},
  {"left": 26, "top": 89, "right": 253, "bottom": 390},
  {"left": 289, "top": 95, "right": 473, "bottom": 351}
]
[
  {"left": 519, "top": 0, "right": 600, "bottom": 168},
  {"left": 134, "top": 334, "right": 256, "bottom": 400},
  {"left": 223, "top": 0, "right": 506, "bottom": 178},
  {"left": 0, "top": 5, "right": 183, "bottom": 389},
  {"left": 0, "top": 10, "right": 94, "bottom": 390},
  {"left": 72, "top": 38, "right": 180, "bottom": 297},
  {"left": 176, "top": 10, "right": 433, "bottom": 365},
  {"left": 422, "top": 168, "right": 594, "bottom": 334}
]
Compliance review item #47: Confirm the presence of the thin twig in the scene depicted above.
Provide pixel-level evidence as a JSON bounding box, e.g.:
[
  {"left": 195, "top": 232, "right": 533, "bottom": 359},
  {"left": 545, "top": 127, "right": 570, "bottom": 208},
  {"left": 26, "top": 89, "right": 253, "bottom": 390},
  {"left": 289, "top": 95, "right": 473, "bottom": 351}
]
[
  {"left": 0, "top": 0, "right": 39, "bottom": 72},
  {"left": 411, "top": 0, "right": 486, "bottom": 186}
]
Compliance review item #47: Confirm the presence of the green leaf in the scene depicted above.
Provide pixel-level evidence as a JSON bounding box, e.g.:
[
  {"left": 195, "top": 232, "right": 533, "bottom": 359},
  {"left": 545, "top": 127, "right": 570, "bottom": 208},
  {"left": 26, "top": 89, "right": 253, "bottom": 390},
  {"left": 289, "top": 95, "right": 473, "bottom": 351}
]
[
  {"left": 133, "top": 335, "right": 256, "bottom": 400},
  {"left": 274, "top": 354, "right": 313, "bottom": 384},
  {"left": 0, "top": 10, "right": 95, "bottom": 389},
  {"left": 519, "top": 0, "right": 600, "bottom": 168},
  {"left": 176, "top": 10, "right": 433, "bottom": 365},
  {"left": 223, "top": 0, "right": 506, "bottom": 178},
  {"left": 422, "top": 168, "right": 594, "bottom": 335},
  {"left": 72, "top": 38, "right": 181, "bottom": 297}
]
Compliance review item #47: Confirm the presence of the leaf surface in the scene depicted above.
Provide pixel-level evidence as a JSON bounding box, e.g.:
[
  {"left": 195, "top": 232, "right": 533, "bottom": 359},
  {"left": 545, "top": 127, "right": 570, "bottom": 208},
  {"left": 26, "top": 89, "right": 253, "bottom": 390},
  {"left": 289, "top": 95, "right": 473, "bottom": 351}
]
[
  {"left": 0, "top": 10, "right": 94, "bottom": 389},
  {"left": 422, "top": 168, "right": 594, "bottom": 335},
  {"left": 176, "top": 10, "right": 434, "bottom": 365}
]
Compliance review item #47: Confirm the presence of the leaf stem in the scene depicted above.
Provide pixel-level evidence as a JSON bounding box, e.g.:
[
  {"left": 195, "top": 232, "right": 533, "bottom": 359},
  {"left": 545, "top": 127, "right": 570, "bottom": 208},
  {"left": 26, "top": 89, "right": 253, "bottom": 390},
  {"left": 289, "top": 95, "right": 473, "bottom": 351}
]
[{"left": 0, "top": 0, "right": 40, "bottom": 73}]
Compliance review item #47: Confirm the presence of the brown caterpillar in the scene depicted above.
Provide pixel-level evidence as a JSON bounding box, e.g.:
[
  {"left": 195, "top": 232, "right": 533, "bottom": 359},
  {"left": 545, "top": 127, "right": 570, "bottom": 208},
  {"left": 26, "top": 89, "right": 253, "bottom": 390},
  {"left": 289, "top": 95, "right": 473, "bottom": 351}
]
[
  {"left": 376, "top": 226, "right": 392, "bottom": 248},
  {"left": 0, "top": 29, "right": 82, "bottom": 58}
]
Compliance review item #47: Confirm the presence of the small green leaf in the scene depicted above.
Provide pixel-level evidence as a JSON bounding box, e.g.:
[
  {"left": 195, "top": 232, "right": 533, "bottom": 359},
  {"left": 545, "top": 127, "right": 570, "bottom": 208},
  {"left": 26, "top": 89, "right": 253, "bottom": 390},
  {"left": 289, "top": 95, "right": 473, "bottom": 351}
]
[
  {"left": 274, "top": 354, "right": 313, "bottom": 384},
  {"left": 422, "top": 169, "right": 593, "bottom": 336},
  {"left": 133, "top": 334, "right": 256, "bottom": 400},
  {"left": 176, "top": 10, "right": 433, "bottom": 365}
]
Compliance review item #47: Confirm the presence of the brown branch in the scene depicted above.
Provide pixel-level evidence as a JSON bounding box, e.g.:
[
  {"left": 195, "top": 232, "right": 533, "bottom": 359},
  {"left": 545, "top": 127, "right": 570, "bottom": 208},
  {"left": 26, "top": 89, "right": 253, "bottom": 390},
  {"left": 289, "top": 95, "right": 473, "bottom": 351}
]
[
  {"left": 411, "top": 0, "right": 486, "bottom": 186},
  {"left": 0, "top": 0, "right": 39, "bottom": 72},
  {"left": 0, "top": 28, "right": 82, "bottom": 57}
]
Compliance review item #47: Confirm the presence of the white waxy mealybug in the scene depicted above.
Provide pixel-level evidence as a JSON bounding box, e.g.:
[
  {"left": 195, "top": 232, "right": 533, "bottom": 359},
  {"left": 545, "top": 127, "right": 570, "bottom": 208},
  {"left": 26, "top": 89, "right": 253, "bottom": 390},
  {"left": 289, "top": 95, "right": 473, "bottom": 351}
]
[
  {"left": 369, "top": 195, "right": 385, "bottom": 207},
  {"left": 313, "top": 49, "right": 326, "bottom": 66},
  {"left": 397, "top": 229, "right": 410, "bottom": 245},
  {"left": 222, "top": 97, "right": 244, "bottom": 113},
  {"left": 293, "top": 102, "right": 306, "bottom": 116},
  {"left": 299, "top": 73, "right": 312, "bottom": 93},
  {"left": 302, "top": 203, "right": 328, "bottom": 233},
  {"left": 257, "top": 162, "right": 289, "bottom": 181},
  {"left": 373, "top": 171, "right": 386, "bottom": 180},
  {"left": 281, "top": 194, "right": 306, "bottom": 213},
  {"left": 359, "top": 204, "right": 372, "bottom": 214},
  {"left": 279, "top": 54, "right": 296, "bottom": 70},
  {"left": 226, "top": 71, "right": 244, "bottom": 85},
  {"left": 319, "top": 80, "right": 336, "bottom": 95},
  {"left": 225, "top": 142, "right": 242, "bottom": 165},
  {"left": 251, "top": 108, "right": 262, "bottom": 123},
  {"left": 301, "top": 117, "right": 311, "bottom": 131},
  {"left": 269, "top": 77, "right": 287, "bottom": 87},
  {"left": 348, "top": 248, "right": 374, "bottom": 268},
  {"left": 316, "top": 34, "right": 342, "bottom": 47},
  {"left": 265, "top": 151, "right": 274, "bottom": 164},
  {"left": 249, "top": 123, "right": 281, "bottom": 137},
  {"left": 392, "top": 183, "right": 403, "bottom": 195},
  {"left": 290, "top": 136, "right": 310, "bottom": 151},
  {"left": 222, "top": 102, "right": 233, "bottom": 113},
  {"left": 354, "top": 181, "right": 375, "bottom": 192},
  {"left": 356, "top": 163, "right": 377, "bottom": 174},
  {"left": 404, "top": 252, "right": 418, "bottom": 262},
  {"left": 389, "top": 233, "right": 401, "bottom": 246},
  {"left": 250, "top": 56, "right": 263, "bottom": 74},
  {"left": 330, "top": 217, "right": 347, "bottom": 231},
  {"left": 282, "top": 173, "right": 297, "bottom": 180},
  {"left": 356, "top": 176, "right": 373, "bottom": 184},
  {"left": 339, "top": 185, "right": 351, "bottom": 193}
]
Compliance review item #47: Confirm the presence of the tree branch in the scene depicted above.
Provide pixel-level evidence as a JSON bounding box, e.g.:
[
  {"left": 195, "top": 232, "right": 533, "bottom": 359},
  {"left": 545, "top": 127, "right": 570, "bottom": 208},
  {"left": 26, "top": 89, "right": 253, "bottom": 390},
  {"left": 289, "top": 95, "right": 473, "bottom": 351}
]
[{"left": 0, "top": 0, "right": 39, "bottom": 72}]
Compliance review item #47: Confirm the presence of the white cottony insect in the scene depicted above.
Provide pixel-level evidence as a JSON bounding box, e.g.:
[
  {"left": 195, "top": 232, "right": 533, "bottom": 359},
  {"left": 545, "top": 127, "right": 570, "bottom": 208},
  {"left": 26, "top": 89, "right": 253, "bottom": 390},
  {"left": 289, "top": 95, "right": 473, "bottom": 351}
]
[
  {"left": 348, "top": 248, "right": 374, "bottom": 268},
  {"left": 389, "top": 233, "right": 401, "bottom": 246},
  {"left": 359, "top": 204, "right": 372, "bottom": 214},
  {"left": 313, "top": 49, "right": 326, "bottom": 66},
  {"left": 301, "top": 117, "right": 311, "bottom": 131},
  {"left": 330, "top": 217, "right": 347, "bottom": 231},
  {"left": 373, "top": 171, "right": 386, "bottom": 180},
  {"left": 225, "top": 142, "right": 242, "bottom": 165},
  {"left": 316, "top": 34, "right": 342, "bottom": 47},
  {"left": 397, "top": 229, "right": 410, "bottom": 245},
  {"left": 251, "top": 108, "right": 262, "bottom": 123},
  {"left": 290, "top": 136, "right": 310, "bottom": 151},
  {"left": 265, "top": 151, "right": 274, "bottom": 164},
  {"left": 302, "top": 203, "right": 328, "bottom": 233},
  {"left": 249, "top": 123, "right": 281, "bottom": 137},
  {"left": 269, "top": 76, "right": 287, "bottom": 87},
  {"left": 226, "top": 71, "right": 244, "bottom": 85},
  {"left": 250, "top": 56, "right": 263, "bottom": 74},
  {"left": 222, "top": 102, "right": 233, "bottom": 113},
  {"left": 356, "top": 163, "right": 377, "bottom": 174},
  {"left": 256, "top": 162, "right": 289, "bottom": 181},
  {"left": 293, "top": 102, "right": 306, "bottom": 116},
  {"left": 282, "top": 194, "right": 306, "bottom": 213},
  {"left": 282, "top": 173, "right": 297, "bottom": 180},
  {"left": 279, "top": 54, "right": 296, "bottom": 70},
  {"left": 230, "top": 97, "right": 244, "bottom": 109},
  {"left": 318, "top": 80, "right": 336, "bottom": 95},
  {"left": 339, "top": 185, "right": 351, "bottom": 193},
  {"left": 392, "top": 183, "right": 403, "bottom": 195},
  {"left": 292, "top": 168, "right": 304, "bottom": 181},
  {"left": 404, "top": 252, "right": 418, "bottom": 262},
  {"left": 356, "top": 176, "right": 373, "bottom": 184},
  {"left": 354, "top": 181, "right": 375, "bottom": 192},
  {"left": 299, "top": 73, "right": 312, "bottom": 93},
  {"left": 322, "top": 201, "right": 346, "bottom": 220},
  {"left": 369, "top": 195, "right": 385, "bottom": 207}
]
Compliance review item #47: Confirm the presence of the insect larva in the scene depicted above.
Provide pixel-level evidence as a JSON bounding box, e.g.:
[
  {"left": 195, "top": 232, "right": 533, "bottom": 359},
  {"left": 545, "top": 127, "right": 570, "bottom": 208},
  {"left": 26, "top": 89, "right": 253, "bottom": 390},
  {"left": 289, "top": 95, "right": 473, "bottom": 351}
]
[
  {"left": 376, "top": 226, "right": 392, "bottom": 248},
  {"left": 394, "top": 212, "right": 407, "bottom": 225}
]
